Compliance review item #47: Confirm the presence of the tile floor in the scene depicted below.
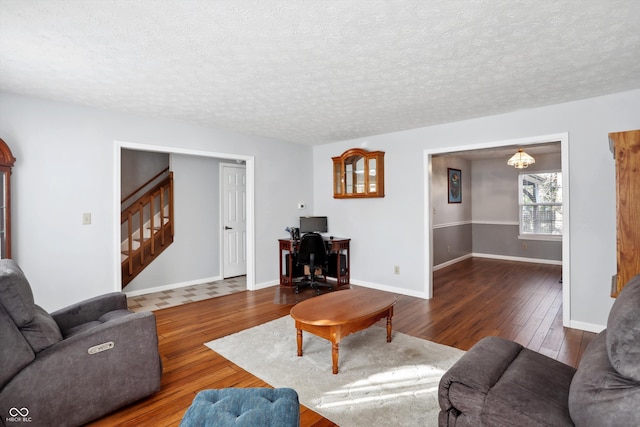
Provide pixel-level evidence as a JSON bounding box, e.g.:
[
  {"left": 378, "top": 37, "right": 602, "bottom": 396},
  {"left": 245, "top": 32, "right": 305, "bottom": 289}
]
[{"left": 127, "top": 276, "right": 247, "bottom": 312}]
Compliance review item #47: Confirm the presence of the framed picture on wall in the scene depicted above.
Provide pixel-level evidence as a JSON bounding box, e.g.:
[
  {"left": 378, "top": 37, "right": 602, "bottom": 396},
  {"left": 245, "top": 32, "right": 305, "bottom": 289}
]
[{"left": 448, "top": 168, "right": 461, "bottom": 203}]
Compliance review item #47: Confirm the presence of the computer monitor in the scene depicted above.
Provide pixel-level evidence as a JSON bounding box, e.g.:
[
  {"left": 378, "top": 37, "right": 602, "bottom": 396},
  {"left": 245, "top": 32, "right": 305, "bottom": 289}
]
[{"left": 299, "top": 216, "right": 328, "bottom": 234}]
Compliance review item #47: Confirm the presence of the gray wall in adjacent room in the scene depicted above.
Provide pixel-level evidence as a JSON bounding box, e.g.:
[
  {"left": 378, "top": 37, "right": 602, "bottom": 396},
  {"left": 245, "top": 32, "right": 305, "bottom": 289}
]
[
  {"left": 472, "top": 223, "right": 562, "bottom": 261},
  {"left": 433, "top": 223, "right": 473, "bottom": 265},
  {"left": 470, "top": 152, "right": 562, "bottom": 262},
  {"left": 471, "top": 152, "right": 561, "bottom": 222},
  {"left": 431, "top": 155, "right": 472, "bottom": 266},
  {"left": 431, "top": 155, "right": 472, "bottom": 223},
  {"left": 121, "top": 148, "right": 170, "bottom": 199}
]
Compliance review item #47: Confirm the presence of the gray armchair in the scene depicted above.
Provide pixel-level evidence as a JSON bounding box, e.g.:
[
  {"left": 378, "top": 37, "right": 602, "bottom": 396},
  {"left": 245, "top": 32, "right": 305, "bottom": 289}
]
[
  {"left": 438, "top": 273, "right": 640, "bottom": 426},
  {"left": 0, "top": 259, "right": 162, "bottom": 427}
]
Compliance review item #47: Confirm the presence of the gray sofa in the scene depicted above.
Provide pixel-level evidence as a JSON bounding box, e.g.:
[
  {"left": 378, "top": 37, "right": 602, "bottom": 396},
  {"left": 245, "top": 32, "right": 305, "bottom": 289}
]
[
  {"left": 438, "top": 273, "right": 640, "bottom": 426},
  {"left": 0, "top": 259, "right": 162, "bottom": 427}
]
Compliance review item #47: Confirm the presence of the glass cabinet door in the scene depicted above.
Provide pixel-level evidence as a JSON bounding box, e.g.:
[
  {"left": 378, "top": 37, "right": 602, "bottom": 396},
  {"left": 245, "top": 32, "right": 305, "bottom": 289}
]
[
  {"left": 344, "top": 153, "right": 365, "bottom": 195},
  {"left": 345, "top": 159, "right": 354, "bottom": 194},
  {"left": 369, "top": 158, "right": 377, "bottom": 192},
  {"left": 333, "top": 162, "right": 342, "bottom": 195}
]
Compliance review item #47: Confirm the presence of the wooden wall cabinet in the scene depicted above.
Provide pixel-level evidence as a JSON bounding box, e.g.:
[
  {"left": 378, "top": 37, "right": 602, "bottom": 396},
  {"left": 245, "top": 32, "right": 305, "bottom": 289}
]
[
  {"left": 0, "top": 138, "right": 16, "bottom": 259},
  {"left": 610, "top": 129, "right": 640, "bottom": 297},
  {"left": 332, "top": 148, "right": 385, "bottom": 198}
]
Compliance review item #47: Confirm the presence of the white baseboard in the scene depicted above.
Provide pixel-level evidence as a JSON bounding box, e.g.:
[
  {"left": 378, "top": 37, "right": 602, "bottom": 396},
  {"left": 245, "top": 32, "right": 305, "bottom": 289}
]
[
  {"left": 349, "top": 279, "right": 430, "bottom": 299},
  {"left": 569, "top": 320, "right": 606, "bottom": 334},
  {"left": 255, "top": 280, "right": 279, "bottom": 290},
  {"left": 433, "top": 254, "right": 473, "bottom": 271},
  {"left": 124, "top": 275, "right": 222, "bottom": 297},
  {"left": 472, "top": 253, "right": 562, "bottom": 266},
  {"left": 433, "top": 253, "right": 561, "bottom": 272}
]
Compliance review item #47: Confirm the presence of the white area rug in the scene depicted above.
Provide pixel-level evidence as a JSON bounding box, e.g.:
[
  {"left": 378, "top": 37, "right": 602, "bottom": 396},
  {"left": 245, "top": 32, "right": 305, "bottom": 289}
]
[{"left": 205, "top": 316, "right": 464, "bottom": 426}]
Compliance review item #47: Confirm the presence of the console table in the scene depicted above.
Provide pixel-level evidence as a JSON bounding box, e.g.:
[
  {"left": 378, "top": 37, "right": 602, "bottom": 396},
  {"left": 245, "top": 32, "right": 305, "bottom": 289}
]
[{"left": 278, "top": 237, "right": 350, "bottom": 287}]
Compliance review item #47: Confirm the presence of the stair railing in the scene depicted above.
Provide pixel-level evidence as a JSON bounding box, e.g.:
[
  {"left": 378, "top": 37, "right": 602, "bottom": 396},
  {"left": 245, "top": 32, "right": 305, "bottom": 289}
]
[{"left": 121, "top": 170, "right": 174, "bottom": 287}]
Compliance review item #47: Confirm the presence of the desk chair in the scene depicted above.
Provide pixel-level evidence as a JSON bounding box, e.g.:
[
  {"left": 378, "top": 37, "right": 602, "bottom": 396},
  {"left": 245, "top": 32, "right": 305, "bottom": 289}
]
[{"left": 295, "top": 232, "right": 331, "bottom": 294}]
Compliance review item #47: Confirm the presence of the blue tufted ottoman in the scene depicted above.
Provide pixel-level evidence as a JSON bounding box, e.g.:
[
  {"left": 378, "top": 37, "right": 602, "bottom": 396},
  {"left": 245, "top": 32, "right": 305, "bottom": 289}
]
[{"left": 180, "top": 388, "right": 300, "bottom": 427}]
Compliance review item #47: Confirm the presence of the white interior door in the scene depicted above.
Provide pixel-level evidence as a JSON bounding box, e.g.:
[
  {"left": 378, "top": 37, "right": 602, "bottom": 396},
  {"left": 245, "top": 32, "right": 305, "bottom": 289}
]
[{"left": 222, "top": 164, "right": 247, "bottom": 278}]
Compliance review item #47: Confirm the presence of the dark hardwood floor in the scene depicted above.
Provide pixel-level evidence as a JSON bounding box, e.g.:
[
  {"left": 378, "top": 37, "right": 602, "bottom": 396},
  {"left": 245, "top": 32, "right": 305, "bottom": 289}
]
[{"left": 88, "top": 258, "right": 596, "bottom": 427}]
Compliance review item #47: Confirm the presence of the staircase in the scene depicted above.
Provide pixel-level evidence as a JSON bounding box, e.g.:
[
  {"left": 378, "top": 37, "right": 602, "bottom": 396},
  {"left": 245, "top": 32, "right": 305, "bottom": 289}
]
[{"left": 121, "top": 170, "right": 174, "bottom": 288}]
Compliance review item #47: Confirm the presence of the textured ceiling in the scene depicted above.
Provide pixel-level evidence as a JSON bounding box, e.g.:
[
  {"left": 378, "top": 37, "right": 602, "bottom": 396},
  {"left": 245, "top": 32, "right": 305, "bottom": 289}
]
[{"left": 1, "top": 1, "right": 640, "bottom": 145}]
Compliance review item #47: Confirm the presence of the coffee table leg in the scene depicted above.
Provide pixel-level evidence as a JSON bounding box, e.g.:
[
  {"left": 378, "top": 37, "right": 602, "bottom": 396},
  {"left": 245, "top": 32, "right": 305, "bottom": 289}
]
[
  {"left": 297, "top": 329, "right": 303, "bottom": 356},
  {"left": 386, "top": 315, "right": 393, "bottom": 342},
  {"left": 332, "top": 342, "right": 339, "bottom": 374}
]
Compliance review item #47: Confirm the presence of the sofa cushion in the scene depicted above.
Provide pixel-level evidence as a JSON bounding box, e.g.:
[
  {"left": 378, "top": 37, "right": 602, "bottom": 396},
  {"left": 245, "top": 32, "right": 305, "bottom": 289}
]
[
  {"left": 20, "top": 305, "right": 63, "bottom": 353},
  {"left": 483, "top": 346, "right": 575, "bottom": 426},
  {"left": 0, "top": 259, "right": 35, "bottom": 326},
  {"left": 606, "top": 273, "right": 640, "bottom": 381},
  {"left": 0, "top": 304, "right": 35, "bottom": 389},
  {"left": 63, "top": 309, "right": 132, "bottom": 338},
  {"left": 569, "top": 331, "right": 640, "bottom": 426}
]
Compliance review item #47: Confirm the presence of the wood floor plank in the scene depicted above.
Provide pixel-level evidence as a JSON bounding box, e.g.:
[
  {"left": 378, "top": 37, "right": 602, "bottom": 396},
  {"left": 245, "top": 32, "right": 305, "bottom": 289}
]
[
  {"left": 522, "top": 291, "right": 563, "bottom": 352},
  {"left": 88, "top": 258, "right": 597, "bottom": 426}
]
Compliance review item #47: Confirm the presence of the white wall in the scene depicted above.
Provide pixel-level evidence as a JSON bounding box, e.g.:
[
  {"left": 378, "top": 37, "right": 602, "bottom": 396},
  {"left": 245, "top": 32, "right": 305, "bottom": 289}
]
[
  {"left": 0, "top": 92, "right": 312, "bottom": 311},
  {"left": 3, "top": 88, "right": 638, "bottom": 329},
  {"left": 313, "top": 89, "right": 640, "bottom": 329}
]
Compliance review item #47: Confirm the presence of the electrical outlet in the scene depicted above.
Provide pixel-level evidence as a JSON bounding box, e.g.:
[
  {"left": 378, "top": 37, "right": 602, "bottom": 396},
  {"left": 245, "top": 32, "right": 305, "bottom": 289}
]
[
  {"left": 394, "top": 265, "right": 400, "bottom": 274},
  {"left": 522, "top": 242, "right": 528, "bottom": 249},
  {"left": 447, "top": 245, "right": 451, "bottom": 253},
  {"left": 82, "top": 212, "right": 91, "bottom": 225}
]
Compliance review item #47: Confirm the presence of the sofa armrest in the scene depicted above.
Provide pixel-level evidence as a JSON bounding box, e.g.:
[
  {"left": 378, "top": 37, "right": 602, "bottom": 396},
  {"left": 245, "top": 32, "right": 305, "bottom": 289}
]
[
  {"left": 51, "top": 292, "right": 127, "bottom": 331},
  {"left": 46, "top": 308, "right": 156, "bottom": 356},
  {"left": 569, "top": 331, "right": 640, "bottom": 426},
  {"left": 440, "top": 336, "right": 523, "bottom": 396},
  {"left": 438, "top": 336, "right": 523, "bottom": 425},
  {"left": 0, "top": 310, "right": 162, "bottom": 426}
]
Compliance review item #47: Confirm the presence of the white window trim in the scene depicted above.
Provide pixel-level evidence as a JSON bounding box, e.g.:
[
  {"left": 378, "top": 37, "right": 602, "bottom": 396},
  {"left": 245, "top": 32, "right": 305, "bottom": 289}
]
[
  {"left": 518, "top": 234, "right": 562, "bottom": 242},
  {"left": 518, "top": 169, "right": 563, "bottom": 240}
]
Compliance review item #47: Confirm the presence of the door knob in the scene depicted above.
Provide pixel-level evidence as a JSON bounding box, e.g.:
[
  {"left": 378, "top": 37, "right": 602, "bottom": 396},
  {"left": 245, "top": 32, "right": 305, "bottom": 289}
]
[{"left": 224, "top": 226, "right": 233, "bottom": 230}]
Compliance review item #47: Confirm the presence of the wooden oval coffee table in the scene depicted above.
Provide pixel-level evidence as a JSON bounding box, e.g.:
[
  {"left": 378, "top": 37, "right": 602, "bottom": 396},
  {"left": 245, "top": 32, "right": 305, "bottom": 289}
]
[{"left": 290, "top": 287, "right": 396, "bottom": 374}]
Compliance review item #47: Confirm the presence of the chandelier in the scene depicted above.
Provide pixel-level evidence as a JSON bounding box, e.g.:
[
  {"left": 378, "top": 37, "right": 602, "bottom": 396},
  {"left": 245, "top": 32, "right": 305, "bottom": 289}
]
[{"left": 507, "top": 148, "right": 535, "bottom": 169}]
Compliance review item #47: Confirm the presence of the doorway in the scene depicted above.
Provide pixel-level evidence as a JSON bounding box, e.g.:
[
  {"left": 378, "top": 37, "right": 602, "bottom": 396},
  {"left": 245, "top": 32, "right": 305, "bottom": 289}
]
[
  {"left": 424, "top": 132, "right": 570, "bottom": 326},
  {"left": 114, "top": 141, "right": 255, "bottom": 292},
  {"left": 221, "top": 163, "right": 247, "bottom": 278}
]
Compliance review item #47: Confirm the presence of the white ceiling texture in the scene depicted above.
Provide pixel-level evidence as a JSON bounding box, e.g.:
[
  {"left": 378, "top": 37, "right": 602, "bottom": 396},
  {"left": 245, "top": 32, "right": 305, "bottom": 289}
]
[{"left": 1, "top": 0, "right": 639, "bottom": 145}]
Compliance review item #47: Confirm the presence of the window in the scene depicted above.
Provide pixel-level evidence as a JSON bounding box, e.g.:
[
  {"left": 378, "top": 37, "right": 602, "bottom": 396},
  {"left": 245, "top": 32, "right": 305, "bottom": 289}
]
[{"left": 519, "top": 171, "right": 562, "bottom": 238}]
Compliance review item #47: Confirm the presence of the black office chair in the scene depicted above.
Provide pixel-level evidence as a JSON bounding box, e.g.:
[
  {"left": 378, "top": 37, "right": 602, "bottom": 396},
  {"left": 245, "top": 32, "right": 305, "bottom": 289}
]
[{"left": 295, "top": 232, "right": 331, "bottom": 294}]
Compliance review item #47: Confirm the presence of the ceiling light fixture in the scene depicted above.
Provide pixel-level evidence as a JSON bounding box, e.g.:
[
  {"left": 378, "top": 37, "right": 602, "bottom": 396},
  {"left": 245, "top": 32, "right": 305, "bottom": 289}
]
[{"left": 507, "top": 148, "right": 535, "bottom": 169}]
